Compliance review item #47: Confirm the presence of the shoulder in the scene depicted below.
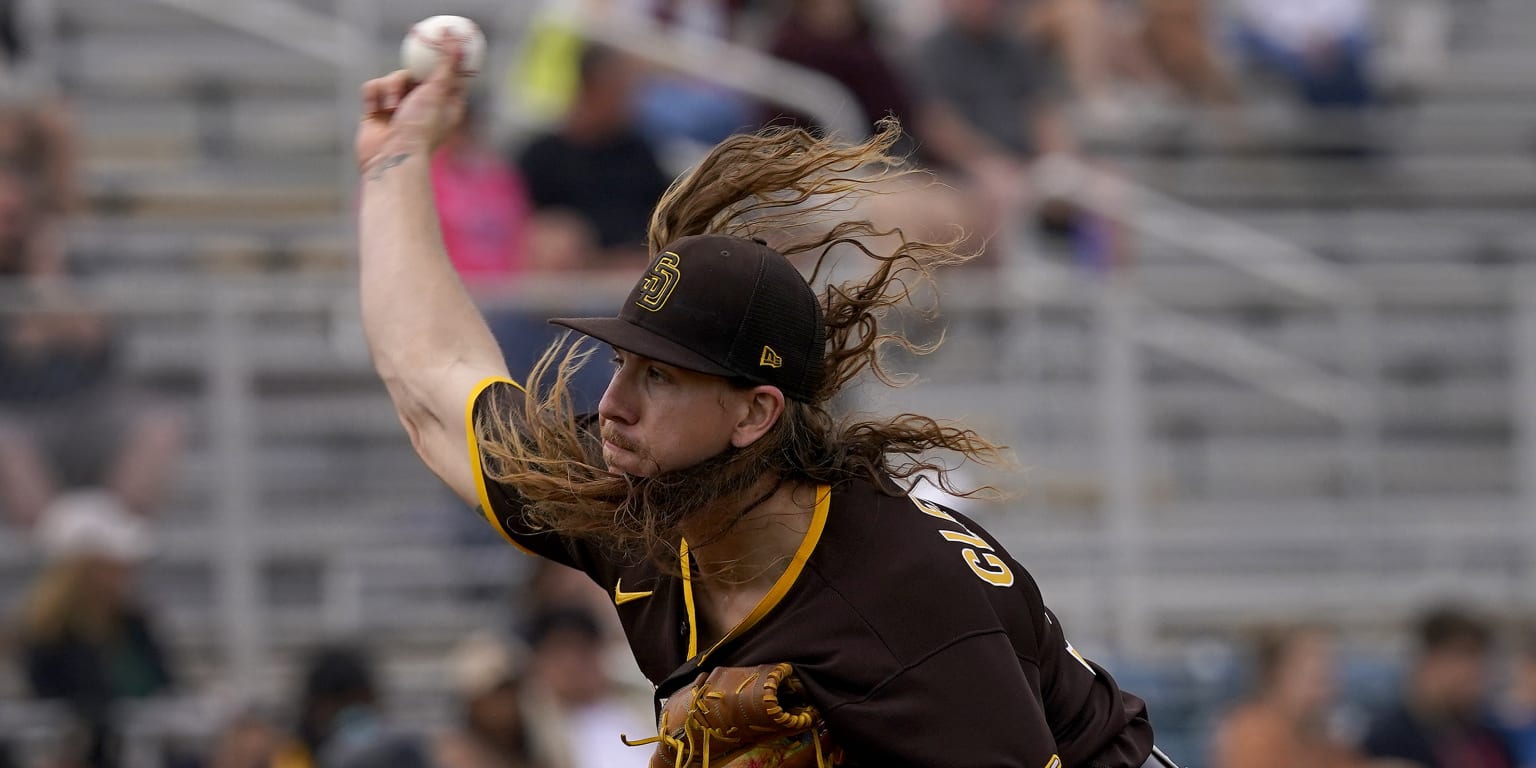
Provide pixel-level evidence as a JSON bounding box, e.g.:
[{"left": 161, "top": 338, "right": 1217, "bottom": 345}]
[
  {"left": 822, "top": 479, "right": 1027, "bottom": 576},
  {"left": 808, "top": 480, "right": 1042, "bottom": 647}
]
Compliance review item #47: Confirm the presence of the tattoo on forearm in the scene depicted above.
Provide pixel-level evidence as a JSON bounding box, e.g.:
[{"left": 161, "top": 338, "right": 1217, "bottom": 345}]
[{"left": 367, "top": 153, "right": 411, "bottom": 181}]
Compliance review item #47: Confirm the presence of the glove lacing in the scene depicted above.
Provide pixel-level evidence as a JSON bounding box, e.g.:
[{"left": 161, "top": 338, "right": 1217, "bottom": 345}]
[{"left": 621, "top": 667, "right": 833, "bottom": 768}]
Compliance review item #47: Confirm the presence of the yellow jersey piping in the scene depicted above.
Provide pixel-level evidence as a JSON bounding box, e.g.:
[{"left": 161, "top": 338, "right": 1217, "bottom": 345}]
[
  {"left": 683, "top": 484, "right": 830, "bottom": 663},
  {"left": 464, "top": 375, "right": 536, "bottom": 556}
]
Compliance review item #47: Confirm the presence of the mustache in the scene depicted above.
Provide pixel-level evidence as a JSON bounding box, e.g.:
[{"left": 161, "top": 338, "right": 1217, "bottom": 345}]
[{"left": 600, "top": 425, "right": 642, "bottom": 453}]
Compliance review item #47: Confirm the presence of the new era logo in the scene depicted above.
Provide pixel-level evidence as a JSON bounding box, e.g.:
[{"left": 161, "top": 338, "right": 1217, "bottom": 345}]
[{"left": 759, "top": 346, "right": 783, "bottom": 368}]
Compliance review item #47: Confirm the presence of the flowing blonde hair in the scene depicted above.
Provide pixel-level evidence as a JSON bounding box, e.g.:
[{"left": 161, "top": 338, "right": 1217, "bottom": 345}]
[{"left": 476, "top": 119, "right": 1005, "bottom": 567}]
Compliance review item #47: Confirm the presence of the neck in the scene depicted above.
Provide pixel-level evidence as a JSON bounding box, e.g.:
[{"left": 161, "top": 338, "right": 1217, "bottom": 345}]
[{"left": 682, "top": 478, "right": 818, "bottom": 589}]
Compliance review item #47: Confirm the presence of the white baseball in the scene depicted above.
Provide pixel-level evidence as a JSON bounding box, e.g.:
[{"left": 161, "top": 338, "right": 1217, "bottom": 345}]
[{"left": 400, "top": 15, "right": 486, "bottom": 82}]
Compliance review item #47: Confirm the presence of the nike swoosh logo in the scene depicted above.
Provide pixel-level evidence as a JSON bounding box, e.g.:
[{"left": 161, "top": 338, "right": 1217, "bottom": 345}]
[{"left": 614, "top": 578, "right": 653, "bottom": 606}]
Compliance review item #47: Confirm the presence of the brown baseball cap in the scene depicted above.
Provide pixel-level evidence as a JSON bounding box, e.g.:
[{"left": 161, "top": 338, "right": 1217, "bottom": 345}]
[{"left": 551, "top": 234, "right": 826, "bottom": 402}]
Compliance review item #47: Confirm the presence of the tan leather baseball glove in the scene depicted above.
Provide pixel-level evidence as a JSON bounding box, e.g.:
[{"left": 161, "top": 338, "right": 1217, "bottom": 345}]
[{"left": 625, "top": 663, "right": 842, "bottom": 768}]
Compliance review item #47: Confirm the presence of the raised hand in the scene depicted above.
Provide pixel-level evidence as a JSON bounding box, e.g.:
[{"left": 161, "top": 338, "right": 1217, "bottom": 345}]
[{"left": 355, "top": 33, "right": 468, "bottom": 176}]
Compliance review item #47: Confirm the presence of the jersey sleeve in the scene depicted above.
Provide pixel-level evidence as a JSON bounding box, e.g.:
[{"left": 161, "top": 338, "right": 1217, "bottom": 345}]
[
  {"left": 1033, "top": 601, "right": 1155, "bottom": 767},
  {"left": 465, "top": 376, "right": 597, "bottom": 571},
  {"left": 972, "top": 507, "right": 1155, "bottom": 767}
]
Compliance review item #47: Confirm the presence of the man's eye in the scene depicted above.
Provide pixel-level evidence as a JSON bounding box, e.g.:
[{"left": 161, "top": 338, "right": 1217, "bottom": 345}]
[
  {"left": 610, "top": 355, "right": 624, "bottom": 369},
  {"left": 647, "top": 366, "right": 667, "bottom": 383}
]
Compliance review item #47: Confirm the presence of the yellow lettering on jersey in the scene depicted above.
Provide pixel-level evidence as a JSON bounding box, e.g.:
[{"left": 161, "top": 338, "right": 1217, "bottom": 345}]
[
  {"left": 939, "top": 529, "right": 991, "bottom": 549},
  {"left": 913, "top": 497, "right": 957, "bottom": 523},
  {"left": 963, "top": 550, "right": 1015, "bottom": 587},
  {"left": 1044, "top": 756, "right": 1062, "bottom": 768}
]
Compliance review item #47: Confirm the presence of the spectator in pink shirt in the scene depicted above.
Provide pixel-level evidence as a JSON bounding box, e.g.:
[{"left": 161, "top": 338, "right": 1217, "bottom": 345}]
[
  {"left": 434, "top": 96, "right": 606, "bottom": 412},
  {"left": 432, "top": 97, "right": 534, "bottom": 284}
]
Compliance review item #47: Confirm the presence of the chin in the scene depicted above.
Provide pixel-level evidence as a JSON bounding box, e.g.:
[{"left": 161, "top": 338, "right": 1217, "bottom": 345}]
[{"left": 603, "top": 449, "right": 655, "bottom": 478}]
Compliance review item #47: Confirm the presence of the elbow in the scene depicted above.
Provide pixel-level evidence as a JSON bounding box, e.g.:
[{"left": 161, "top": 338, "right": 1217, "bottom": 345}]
[{"left": 378, "top": 368, "right": 436, "bottom": 443}]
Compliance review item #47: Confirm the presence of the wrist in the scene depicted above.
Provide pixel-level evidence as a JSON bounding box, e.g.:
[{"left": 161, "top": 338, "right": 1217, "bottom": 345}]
[{"left": 361, "top": 139, "right": 430, "bottom": 176}]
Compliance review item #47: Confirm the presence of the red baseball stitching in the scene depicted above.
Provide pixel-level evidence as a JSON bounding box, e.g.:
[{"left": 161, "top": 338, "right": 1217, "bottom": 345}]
[{"left": 407, "top": 20, "right": 480, "bottom": 76}]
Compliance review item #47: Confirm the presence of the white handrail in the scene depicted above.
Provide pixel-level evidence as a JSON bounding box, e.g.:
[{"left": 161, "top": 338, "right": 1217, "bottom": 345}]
[
  {"left": 1042, "top": 157, "right": 1371, "bottom": 306},
  {"left": 142, "top": 0, "right": 376, "bottom": 226},
  {"left": 1006, "top": 252, "right": 1371, "bottom": 420},
  {"left": 145, "top": 0, "right": 368, "bottom": 65}
]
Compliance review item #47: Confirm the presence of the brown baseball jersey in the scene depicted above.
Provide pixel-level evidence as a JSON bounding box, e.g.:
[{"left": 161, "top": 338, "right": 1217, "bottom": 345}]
[{"left": 468, "top": 377, "right": 1155, "bottom": 767}]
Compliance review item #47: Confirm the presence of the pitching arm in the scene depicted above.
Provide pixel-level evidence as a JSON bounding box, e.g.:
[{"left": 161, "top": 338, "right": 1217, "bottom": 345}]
[{"left": 356, "top": 50, "right": 510, "bottom": 507}]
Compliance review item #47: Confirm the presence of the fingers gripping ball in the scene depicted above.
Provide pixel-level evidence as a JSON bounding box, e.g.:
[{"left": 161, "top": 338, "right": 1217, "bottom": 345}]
[{"left": 400, "top": 15, "right": 485, "bottom": 82}]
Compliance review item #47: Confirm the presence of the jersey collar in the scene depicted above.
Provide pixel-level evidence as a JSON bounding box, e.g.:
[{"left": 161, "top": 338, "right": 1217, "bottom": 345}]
[{"left": 679, "top": 483, "right": 831, "bottom": 662}]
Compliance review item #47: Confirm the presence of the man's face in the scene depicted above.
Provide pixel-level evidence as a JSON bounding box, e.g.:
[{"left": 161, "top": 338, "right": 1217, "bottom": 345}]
[
  {"left": 1419, "top": 643, "right": 1492, "bottom": 716},
  {"left": 596, "top": 348, "right": 748, "bottom": 477}
]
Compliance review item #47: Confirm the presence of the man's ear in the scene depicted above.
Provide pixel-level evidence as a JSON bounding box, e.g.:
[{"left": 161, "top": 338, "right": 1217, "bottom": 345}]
[{"left": 730, "top": 385, "right": 785, "bottom": 449}]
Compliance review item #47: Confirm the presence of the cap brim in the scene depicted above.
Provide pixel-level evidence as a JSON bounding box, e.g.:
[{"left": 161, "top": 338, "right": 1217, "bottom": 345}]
[{"left": 550, "top": 316, "right": 738, "bottom": 378}]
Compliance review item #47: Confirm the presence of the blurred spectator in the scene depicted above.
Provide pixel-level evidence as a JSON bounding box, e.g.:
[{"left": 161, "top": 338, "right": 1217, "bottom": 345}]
[
  {"left": 0, "top": 93, "right": 79, "bottom": 215},
  {"left": 1211, "top": 626, "right": 1366, "bottom": 768},
  {"left": 519, "top": 606, "right": 652, "bottom": 768},
  {"left": 276, "top": 645, "right": 430, "bottom": 768},
  {"left": 1361, "top": 606, "right": 1517, "bottom": 768},
  {"left": 0, "top": 1, "right": 20, "bottom": 69},
  {"left": 432, "top": 93, "right": 607, "bottom": 413},
  {"left": 1021, "top": 0, "right": 1233, "bottom": 115},
  {"left": 1138, "top": 0, "right": 1234, "bottom": 105},
  {"left": 517, "top": 560, "right": 627, "bottom": 643},
  {"left": 624, "top": 0, "right": 751, "bottom": 39},
  {"left": 762, "top": 0, "right": 918, "bottom": 152},
  {"left": 0, "top": 164, "right": 182, "bottom": 529},
  {"left": 1499, "top": 629, "right": 1536, "bottom": 767},
  {"left": 16, "top": 491, "right": 173, "bottom": 768},
  {"left": 1019, "top": 0, "right": 1133, "bottom": 123},
  {"left": 914, "top": 0, "right": 1075, "bottom": 177},
  {"left": 435, "top": 632, "right": 547, "bottom": 768},
  {"left": 434, "top": 95, "right": 536, "bottom": 284},
  {"left": 206, "top": 711, "right": 287, "bottom": 768},
  {"left": 911, "top": 0, "right": 1083, "bottom": 239},
  {"left": 1232, "top": 0, "right": 1376, "bottom": 109},
  {"left": 626, "top": 0, "right": 757, "bottom": 147},
  {"left": 514, "top": 43, "right": 672, "bottom": 266}
]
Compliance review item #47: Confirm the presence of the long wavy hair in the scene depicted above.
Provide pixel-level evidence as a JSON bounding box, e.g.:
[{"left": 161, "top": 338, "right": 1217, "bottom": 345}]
[{"left": 477, "top": 119, "right": 1005, "bottom": 567}]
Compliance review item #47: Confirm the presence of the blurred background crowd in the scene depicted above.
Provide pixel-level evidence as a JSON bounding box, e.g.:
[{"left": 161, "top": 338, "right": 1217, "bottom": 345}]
[{"left": 0, "top": 0, "right": 1534, "bottom": 766}]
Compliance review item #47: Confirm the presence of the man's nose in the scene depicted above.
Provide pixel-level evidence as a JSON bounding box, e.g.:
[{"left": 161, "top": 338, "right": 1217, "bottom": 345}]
[{"left": 597, "top": 374, "right": 634, "bottom": 425}]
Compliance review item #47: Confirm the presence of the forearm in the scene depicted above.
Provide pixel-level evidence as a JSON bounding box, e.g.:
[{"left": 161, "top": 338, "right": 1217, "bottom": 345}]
[{"left": 357, "top": 149, "right": 507, "bottom": 413}]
